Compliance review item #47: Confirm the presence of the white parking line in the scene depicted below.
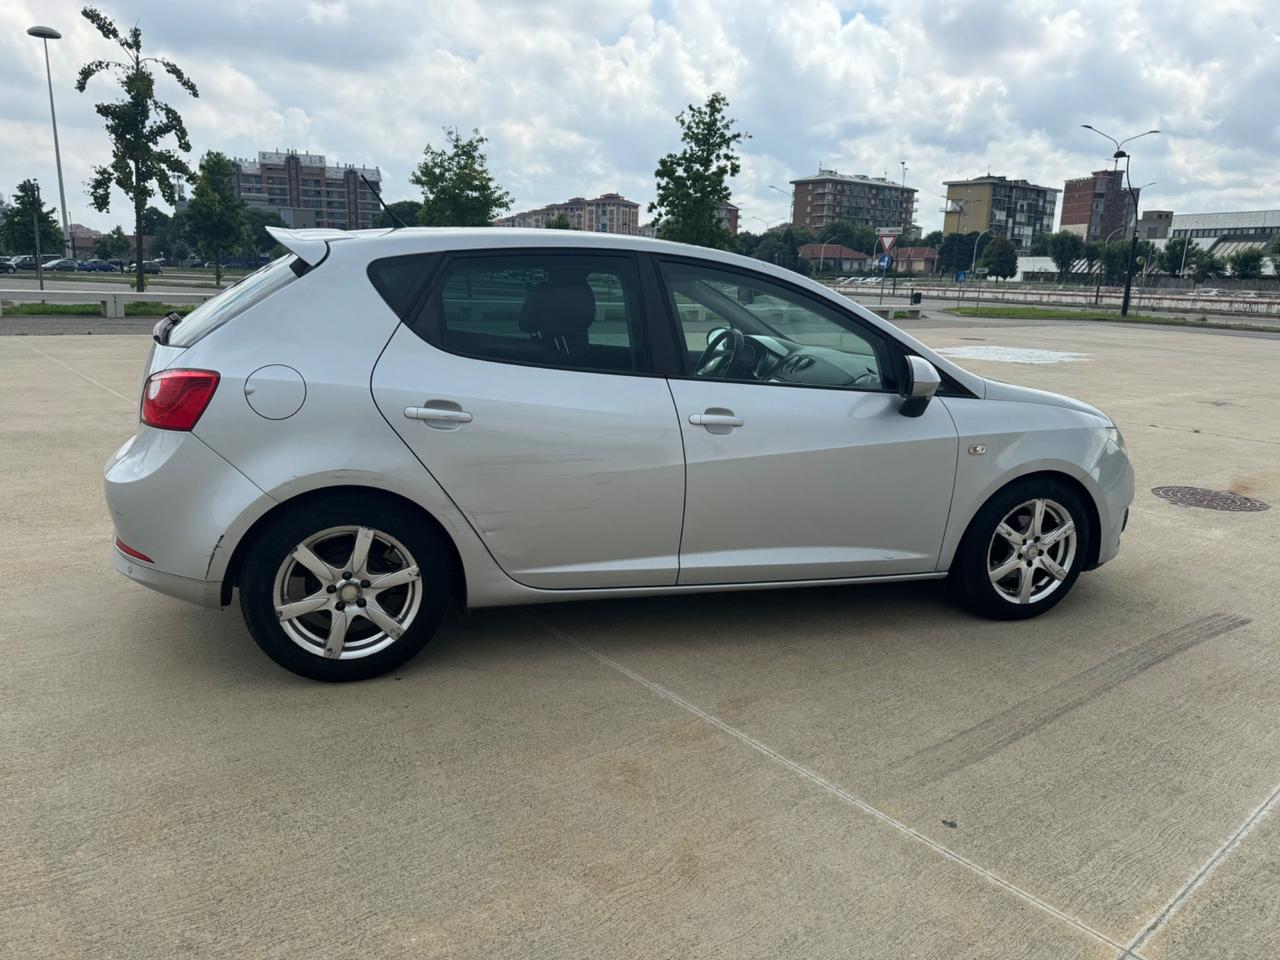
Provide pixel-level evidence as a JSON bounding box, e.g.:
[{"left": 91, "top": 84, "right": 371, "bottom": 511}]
[
  {"left": 525, "top": 613, "right": 1137, "bottom": 957},
  {"left": 15, "top": 338, "right": 134, "bottom": 405},
  {"left": 1118, "top": 780, "right": 1280, "bottom": 958}
]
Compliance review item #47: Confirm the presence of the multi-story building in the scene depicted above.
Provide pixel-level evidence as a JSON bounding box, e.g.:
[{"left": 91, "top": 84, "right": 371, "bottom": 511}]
[
  {"left": 493, "top": 193, "right": 641, "bottom": 234},
  {"left": 1060, "top": 169, "right": 1138, "bottom": 241},
  {"left": 942, "top": 175, "right": 1059, "bottom": 251},
  {"left": 1166, "top": 209, "right": 1280, "bottom": 262},
  {"left": 1137, "top": 210, "right": 1173, "bottom": 240},
  {"left": 228, "top": 150, "right": 383, "bottom": 230},
  {"left": 716, "top": 201, "right": 740, "bottom": 236},
  {"left": 789, "top": 169, "right": 917, "bottom": 234}
]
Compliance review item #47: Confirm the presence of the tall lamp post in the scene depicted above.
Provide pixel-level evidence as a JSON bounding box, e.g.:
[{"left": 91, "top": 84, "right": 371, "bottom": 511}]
[
  {"left": 28, "top": 25, "right": 72, "bottom": 260},
  {"left": 1082, "top": 125, "right": 1159, "bottom": 316}
]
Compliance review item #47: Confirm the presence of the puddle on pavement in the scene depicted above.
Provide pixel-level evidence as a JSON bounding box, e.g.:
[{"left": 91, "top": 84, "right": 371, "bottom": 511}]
[{"left": 936, "top": 346, "right": 1090, "bottom": 364}]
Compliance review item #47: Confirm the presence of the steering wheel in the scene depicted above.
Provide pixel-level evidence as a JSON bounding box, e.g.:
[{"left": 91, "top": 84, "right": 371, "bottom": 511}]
[{"left": 695, "top": 326, "right": 746, "bottom": 378}]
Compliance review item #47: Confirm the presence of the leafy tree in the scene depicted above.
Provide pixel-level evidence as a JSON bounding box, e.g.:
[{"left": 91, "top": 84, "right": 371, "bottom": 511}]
[
  {"left": 980, "top": 236, "right": 1018, "bottom": 279},
  {"left": 1227, "top": 248, "right": 1265, "bottom": 280},
  {"left": 1159, "top": 237, "right": 1196, "bottom": 277},
  {"left": 751, "top": 226, "right": 813, "bottom": 275},
  {"left": 735, "top": 230, "right": 762, "bottom": 257},
  {"left": 0, "top": 180, "right": 63, "bottom": 255},
  {"left": 241, "top": 206, "right": 287, "bottom": 255},
  {"left": 94, "top": 225, "right": 131, "bottom": 260},
  {"left": 1099, "top": 240, "right": 1131, "bottom": 285},
  {"left": 411, "top": 128, "right": 512, "bottom": 226},
  {"left": 918, "top": 229, "right": 944, "bottom": 249},
  {"left": 649, "top": 92, "right": 747, "bottom": 250},
  {"left": 544, "top": 213, "right": 574, "bottom": 230},
  {"left": 185, "top": 151, "right": 248, "bottom": 284},
  {"left": 817, "top": 221, "right": 876, "bottom": 254},
  {"left": 938, "top": 231, "right": 991, "bottom": 275},
  {"left": 76, "top": 6, "right": 199, "bottom": 292},
  {"left": 141, "top": 204, "right": 169, "bottom": 235},
  {"left": 1192, "top": 252, "right": 1225, "bottom": 283},
  {"left": 1083, "top": 241, "right": 1101, "bottom": 276},
  {"left": 372, "top": 200, "right": 423, "bottom": 229},
  {"left": 151, "top": 208, "right": 189, "bottom": 261},
  {"left": 1047, "top": 231, "right": 1085, "bottom": 280},
  {"left": 1265, "top": 235, "right": 1280, "bottom": 258},
  {"left": 1027, "top": 233, "right": 1052, "bottom": 256}
]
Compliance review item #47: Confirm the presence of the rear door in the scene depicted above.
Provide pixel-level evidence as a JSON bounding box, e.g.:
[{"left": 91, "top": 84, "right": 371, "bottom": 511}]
[{"left": 370, "top": 249, "right": 686, "bottom": 590}]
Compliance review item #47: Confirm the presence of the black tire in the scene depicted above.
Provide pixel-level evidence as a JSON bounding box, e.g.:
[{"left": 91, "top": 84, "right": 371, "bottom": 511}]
[
  {"left": 239, "top": 494, "right": 451, "bottom": 681},
  {"left": 951, "top": 476, "right": 1092, "bottom": 620}
]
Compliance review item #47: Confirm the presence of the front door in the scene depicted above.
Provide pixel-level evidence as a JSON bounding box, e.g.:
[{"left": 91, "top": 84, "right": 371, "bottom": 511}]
[
  {"left": 371, "top": 250, "right": 685, "bottom": 589},
  {"left": 657, "top": 258, "right": 959, "bottom": 585}
]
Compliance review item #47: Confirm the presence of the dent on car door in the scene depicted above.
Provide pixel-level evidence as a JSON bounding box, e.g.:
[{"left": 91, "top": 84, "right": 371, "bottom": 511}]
[
  {"left": 658, "top": 258, "right": 959, "bottom": 584},
  {"left": 369, "top": 249, "right": 686, "bottom": 590}
]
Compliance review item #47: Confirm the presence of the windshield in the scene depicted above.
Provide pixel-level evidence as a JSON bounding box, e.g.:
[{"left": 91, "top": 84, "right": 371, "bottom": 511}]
[{"left": 168, "top": 255, "right": 300, "bottom": 347}]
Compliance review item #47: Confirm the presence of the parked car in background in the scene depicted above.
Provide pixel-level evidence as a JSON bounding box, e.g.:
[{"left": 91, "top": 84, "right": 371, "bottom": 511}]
[
  {"left": 80, "top": 259, "right": 117, "bottom": 272},
  {"left": 107, "top": 259, "right": 127, "bottom": 272},
  {"left": 10, "top": 255, "right": 38, "bottom": 270},
  {"left": 104, "top": 227, "right": 1135, "bottom": 682},
  {"left": 126, "top": 260, "right": 163, "bottom": 274},
  {"left": 0, "top": 257, "right": 16, "bottom": 274},
  {"left": 181, "top": 256, "right": 204, "bottom": 268},
  {"left": 45, "top": 258, "right": 79, "bottom": 272}
]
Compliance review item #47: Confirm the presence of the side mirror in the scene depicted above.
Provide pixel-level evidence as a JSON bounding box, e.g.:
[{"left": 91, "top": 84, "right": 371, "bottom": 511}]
[{"left": 899, "top": 355, "right": 941, "bottom": 417}]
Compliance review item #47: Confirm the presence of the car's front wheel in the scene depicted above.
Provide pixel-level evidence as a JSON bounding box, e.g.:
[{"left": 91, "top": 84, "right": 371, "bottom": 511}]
[
  {"left": 239, "top": 495, "right": 451, "bottom": 681},
  {"left": 952, "top": 477, "right": 1091, "bottom": 620}
]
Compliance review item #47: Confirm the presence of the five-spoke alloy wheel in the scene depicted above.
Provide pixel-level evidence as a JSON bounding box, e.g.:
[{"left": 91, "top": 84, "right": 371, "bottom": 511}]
[
  {"left": 953, "top": 478, "right": 1091, "bottom": 620},
  {"left": 240, "top": 495, "right": 450, "bottom": 681}
]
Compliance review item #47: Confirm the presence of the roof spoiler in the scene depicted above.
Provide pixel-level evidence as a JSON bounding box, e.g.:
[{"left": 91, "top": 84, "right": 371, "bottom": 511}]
[{"left": 265, "top": 226, "right": 355, "bottom": 267}]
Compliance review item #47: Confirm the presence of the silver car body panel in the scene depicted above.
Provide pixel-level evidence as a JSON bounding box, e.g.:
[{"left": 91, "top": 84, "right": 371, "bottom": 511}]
[{"left": 103, "top": 227, "right": 1131, "bottom": 611}]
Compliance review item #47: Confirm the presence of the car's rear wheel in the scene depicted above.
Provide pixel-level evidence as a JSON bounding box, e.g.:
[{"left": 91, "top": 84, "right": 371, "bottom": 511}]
[
  {"left": 239, "top": 495, "right": 450, "bottom": 681},
  {"left": 952, "top": 477, "right": 1091, "bottom": 620}
]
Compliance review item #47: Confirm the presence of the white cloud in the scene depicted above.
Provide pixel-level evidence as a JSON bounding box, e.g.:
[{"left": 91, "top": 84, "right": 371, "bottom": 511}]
[{"left": 1, "top": 0, "right": 1276, "bottom": 233}]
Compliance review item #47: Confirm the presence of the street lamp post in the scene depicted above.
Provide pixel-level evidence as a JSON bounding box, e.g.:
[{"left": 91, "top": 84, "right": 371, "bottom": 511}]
[
  {"left": 1081, "top": 125, "right": 1160, "bottom": 316},
  {"left": 32, "top": 180, "right": 45, "bottom": 291},
  {"left": 28, "top": 25, "right": 72, "bottom": 260}
]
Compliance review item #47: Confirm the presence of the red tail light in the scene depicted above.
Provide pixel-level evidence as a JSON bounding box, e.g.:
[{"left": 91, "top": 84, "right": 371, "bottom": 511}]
[
  {"left": 141, "top": 369, "right": 220, "bottom": 431},
  {"left": 115, "top": 538, "right": 154, "bottom": 563}
]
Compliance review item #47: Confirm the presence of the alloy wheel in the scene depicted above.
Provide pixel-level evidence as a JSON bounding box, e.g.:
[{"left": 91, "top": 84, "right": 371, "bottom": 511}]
[{"left": 986, "top": 498, "right": 1078, "bottom": 605}]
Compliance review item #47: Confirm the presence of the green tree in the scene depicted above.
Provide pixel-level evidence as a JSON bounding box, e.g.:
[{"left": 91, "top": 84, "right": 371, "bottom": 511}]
[
  {"left": 938, "top": 231, "right": 991, "bottom": 275},
  {"left": 372, "top": 199, "right": 423, "bottom": 229},
  {"left": 1047, "top": 231, "right": 1085, "bottom": 281},
  {"left": 1191, "top": 251, "right": 1224, "bottom": 283},
  {"left": 0, "top": 180, "right": 63, "bottom": 255},
  {"left": 411, "top": 128, "right": 512, "bottom": 226},
  {"left": 817, "top": 221, "right": 876, "bottom": 254},
  {"left": 241, "top": 206, "right": 287, "bottom": 256},
  {"left": 1099, "top": 240, "right": 1131, "bottom": 285},
  {"left": 649, "top": 92, "right": 747, "bottom": 250},
  {"left": 185, "top": 151, "right": 248, "bottom": 284},
  {"left": 1027, "top": 233, "right": 1052, "bottom": 256},
  {"left": 1159, "top": 237, "right": 1196, "bottom": 277},
  {"left": 1083, "top": 241, "right": 1101, "bottom": 277},
  {"left": 544, "top": 213, "right": 574, "bottom": 230},
  {"left": 151, "top": 208, "right": 189, "bottom": 261},
  {"left": 1265, "top": 235, "right": 1280, "bottom": 258},
  {"left": 94, "top": 225, "right": 131, "bottom": 260},
  {"left": 141, "top": 204, "right": 169, "bottom": 235},
  {"left": 76, "top": 6, "right": 199, "bottom": 292},
  {"left": 980, "top": 236, "right": 1018, "bottom": 279},
  {"left": 1227, "top": 248, "right": 1265, "bottom": 280}
]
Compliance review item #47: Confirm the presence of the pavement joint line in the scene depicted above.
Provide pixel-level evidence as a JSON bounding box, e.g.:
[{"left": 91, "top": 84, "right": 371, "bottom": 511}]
[
  {"left": 14, "top": 338, "right": 134, "bottom": 405},
  {"left": 524, "top": 613, "right": 1139, "bottom": 958},
  {"left": 1144, "top": 422, "right": 1280, "bottom": 447},
  {"left": 1117, "top": 778, "right": 1280, "bottom": 959}
]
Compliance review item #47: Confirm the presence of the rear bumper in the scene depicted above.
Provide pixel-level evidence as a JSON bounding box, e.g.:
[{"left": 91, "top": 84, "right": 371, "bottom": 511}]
[
  {"left": 110, "top": 547, "right": 221, "bottom": 608},
  {"left": 104, "top": 426, "right": 270, "bottom": 606}
]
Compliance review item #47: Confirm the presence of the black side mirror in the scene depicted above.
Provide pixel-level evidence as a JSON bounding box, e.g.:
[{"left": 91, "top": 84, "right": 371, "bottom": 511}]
[{"left": 899, "top": 355, "right": 941, "bottom": 417}]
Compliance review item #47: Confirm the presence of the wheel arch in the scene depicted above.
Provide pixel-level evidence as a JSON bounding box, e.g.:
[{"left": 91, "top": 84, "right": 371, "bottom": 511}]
[
  {"left": 218, "top": 485, "right": 467, "bottom": 609},
  {"left": 944, "top": 469, "right": 1103, "bottom": 573}
]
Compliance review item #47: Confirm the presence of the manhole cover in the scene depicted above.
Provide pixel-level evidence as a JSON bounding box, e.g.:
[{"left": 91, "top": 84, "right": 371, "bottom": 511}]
[{"left": 1151, "top": 486, "right": 1270, "bottom": 512}]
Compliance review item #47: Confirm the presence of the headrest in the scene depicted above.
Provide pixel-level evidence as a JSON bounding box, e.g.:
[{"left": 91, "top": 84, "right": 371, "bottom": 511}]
[{"left": 519, "top": 277, "right": 596, "bottom": 339}]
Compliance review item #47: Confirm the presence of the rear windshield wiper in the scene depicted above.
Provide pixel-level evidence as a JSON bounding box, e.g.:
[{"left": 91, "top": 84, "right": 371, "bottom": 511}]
[{"left": 152, "top": 311, "right": 182, "bottom": 345}]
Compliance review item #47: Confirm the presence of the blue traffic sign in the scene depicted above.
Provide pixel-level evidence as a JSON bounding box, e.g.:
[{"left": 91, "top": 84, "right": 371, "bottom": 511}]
[
  {"left": 955, "top": 270, "right": 967, "bottom": 282},
  {"left": 877, "top": 253, "right": 893, "bottom": 270}
]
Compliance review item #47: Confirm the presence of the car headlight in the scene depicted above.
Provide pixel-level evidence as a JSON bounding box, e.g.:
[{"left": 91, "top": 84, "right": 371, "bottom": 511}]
[{"left": 1105, "top": 426, "right": 1126, "bottom": 450}]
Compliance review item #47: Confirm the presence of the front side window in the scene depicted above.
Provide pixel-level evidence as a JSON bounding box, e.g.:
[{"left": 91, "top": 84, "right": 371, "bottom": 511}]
[
  {"left": 660, "top": 260, "right": 900, "bottom": 392},
  {"left": 425, "top": 254, "right": 645, "bottom": 374}
]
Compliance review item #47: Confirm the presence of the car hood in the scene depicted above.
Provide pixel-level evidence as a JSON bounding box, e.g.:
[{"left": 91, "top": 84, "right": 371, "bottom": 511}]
[{"left": 983, "top": 379, "right": 1111, "bottom": 424}]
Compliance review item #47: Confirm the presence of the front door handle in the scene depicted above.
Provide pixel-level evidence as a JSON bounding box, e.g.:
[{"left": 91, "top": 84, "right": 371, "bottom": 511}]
[
  {"left": 404, "top": 403, "right": 473, "bottom": 429},
  {"left": 689, "top": 409, "right": 743, "bottom": 433}
]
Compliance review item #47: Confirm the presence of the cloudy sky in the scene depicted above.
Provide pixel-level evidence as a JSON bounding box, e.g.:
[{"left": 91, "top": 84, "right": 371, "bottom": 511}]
[{"left": 3, "top": 0, "right": 1277, "bottom": 235}]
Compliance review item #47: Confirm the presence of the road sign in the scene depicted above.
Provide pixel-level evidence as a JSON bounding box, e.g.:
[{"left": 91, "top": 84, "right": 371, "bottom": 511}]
[
  {"left": 955, "top": 270, "right": 967, "bottom": 282},
  {"left": 879, "top": 234, "right": 897, "bottom": 253},
  {"left": 974, "top": 267, "right": 989, "bottom": 276},
  {"left": 877, "top": 253, "right": 894, "bottom": 270}
]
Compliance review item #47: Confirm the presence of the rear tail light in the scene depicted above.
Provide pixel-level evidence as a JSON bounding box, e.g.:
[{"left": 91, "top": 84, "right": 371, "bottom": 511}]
[
  {"left": 115, "top": 538, "right": 154, "bottom": 563},
  {"left": 141, "top": 369, "right": 220, "bottom": 431}
]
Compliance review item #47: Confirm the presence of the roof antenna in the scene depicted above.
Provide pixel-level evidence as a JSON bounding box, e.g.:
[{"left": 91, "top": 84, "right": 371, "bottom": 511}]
[{"left": 361, "top": 173, "right": 408, "bottom": 229}]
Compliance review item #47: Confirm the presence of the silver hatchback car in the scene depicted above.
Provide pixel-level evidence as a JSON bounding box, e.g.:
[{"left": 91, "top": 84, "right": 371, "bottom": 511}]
[{"left": 104, "top": 227, "right": 1134, "bottom": 681}]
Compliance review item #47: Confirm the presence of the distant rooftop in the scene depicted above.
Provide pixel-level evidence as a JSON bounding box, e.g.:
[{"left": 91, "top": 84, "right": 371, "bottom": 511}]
[
  {"left": 791, "top": 168, "right": 916, "bottom": 190},
  {"left": 944, "top": 174, "right": 1060, "bottom": 193}
]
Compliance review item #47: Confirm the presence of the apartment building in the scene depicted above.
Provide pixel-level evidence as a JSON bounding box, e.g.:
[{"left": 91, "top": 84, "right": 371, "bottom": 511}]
[
  {"left": 942, "top": 175, "right": 1059, "bottom": 251},
  {"left": 493, "top": 193, "right": 641, "bottom": 234},
  {"left": 1060, "top": 169, "right": 1138, "bottom": 241},
  {"left": 789, "top": 169, "right": 917, "bottom": 234},
  {"left": 229, "top": 150, "right": 383, "bottom": 230}
]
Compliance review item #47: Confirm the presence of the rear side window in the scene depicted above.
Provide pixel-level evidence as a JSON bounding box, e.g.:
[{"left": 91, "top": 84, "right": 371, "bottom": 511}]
[
  {"left": 168, "top": 255, "right": 300, "bottom": 347},
  {"left": 421, "top": 253, "right": 647, "bottom": 374}
]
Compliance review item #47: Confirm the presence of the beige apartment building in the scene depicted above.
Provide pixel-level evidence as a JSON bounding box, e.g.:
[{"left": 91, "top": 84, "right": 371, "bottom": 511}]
[
  {"left": 942, "top": 175, "right": 1059, "bottom": 251},
  {"left": 494, "top": 193, "right": 641, "bottom": 234}
]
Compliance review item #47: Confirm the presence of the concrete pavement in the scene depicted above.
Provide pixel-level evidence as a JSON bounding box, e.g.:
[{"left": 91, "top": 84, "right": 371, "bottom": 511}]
[{"left": 2, "top": 324, "right": 1278, "bottom": 959}]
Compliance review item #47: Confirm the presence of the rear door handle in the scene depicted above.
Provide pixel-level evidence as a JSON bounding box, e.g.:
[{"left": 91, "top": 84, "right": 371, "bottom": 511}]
[
  {"left": 689, "top": 409, "right": 743, "bottom": 431},
  {"left": 404, "top": 403, "right": 473, "bottom": 428}
]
